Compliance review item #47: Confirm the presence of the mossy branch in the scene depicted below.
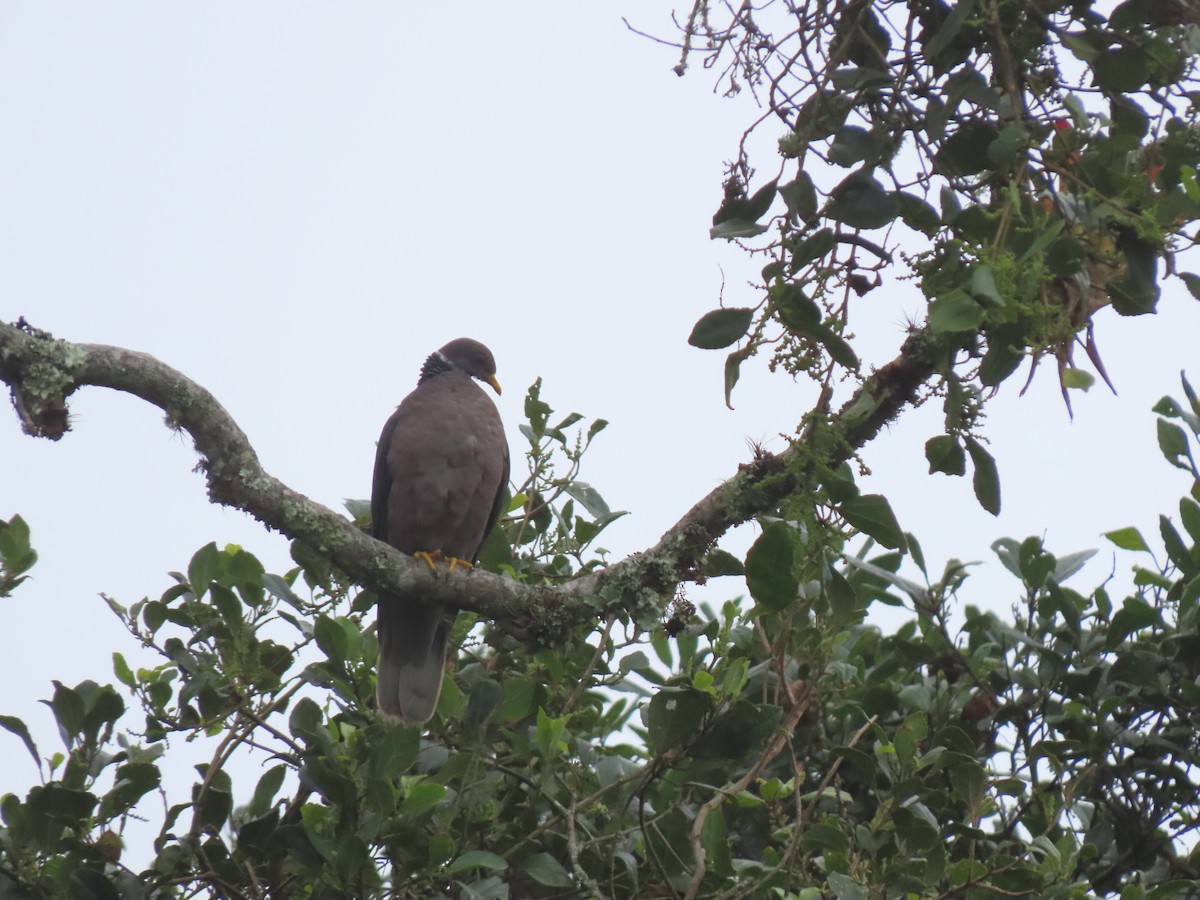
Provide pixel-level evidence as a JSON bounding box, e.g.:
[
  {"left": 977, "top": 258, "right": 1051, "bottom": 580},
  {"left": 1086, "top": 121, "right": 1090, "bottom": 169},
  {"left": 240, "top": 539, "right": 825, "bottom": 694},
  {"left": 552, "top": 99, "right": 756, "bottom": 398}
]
[{"left": 0, "top": 318, "right": 935, "bottom": 636}]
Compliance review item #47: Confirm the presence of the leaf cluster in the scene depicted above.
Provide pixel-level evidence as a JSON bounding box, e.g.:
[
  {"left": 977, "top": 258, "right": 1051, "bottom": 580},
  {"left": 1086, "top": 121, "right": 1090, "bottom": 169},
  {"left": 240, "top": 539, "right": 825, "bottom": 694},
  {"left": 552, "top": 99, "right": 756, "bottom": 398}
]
[
  {"left": 4, "top": 380, "right": 1200, "bottom": 896},
  {"left": 681, "top": 0, "right": 1200, "bottom": 488}
]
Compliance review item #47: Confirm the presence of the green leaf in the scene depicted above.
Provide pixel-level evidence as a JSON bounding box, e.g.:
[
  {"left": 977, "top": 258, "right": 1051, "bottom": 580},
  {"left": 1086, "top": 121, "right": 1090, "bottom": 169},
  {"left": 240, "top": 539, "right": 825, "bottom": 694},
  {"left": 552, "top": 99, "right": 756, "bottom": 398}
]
[
  {"left": 80, "top": 683, "right": 124, "bottom": 740},
  {"left": 1017, "top": 218, "right": 1065, "bottom": 264},
  {"left": 980, "top": 323, "right": 1026, "bottom": 387},
  {"left": 1154, "top": 393, "right": 1200, "bottom": 434},
  {"left": 561, "top": 481, "right": 613, "bottom": 519},
  {"left": 46, "top": 681, "right": 85, "bottom": 742},
  {"left": 0, "top": 715, "right": 40, "bottom": 771},
  {"left": 535, "top": 707, "right": 569, "bottom": 756},
  {"left": 823, "top": 461, "right": 859, "bottom": 503},
  {"left": 314, "top": 615, "right": 350, "bottom": 663},
  {"left": 842, "top": 555, "right": 928, "bottom": 604},
  {"left": 773, "top": 282, "right": 822, "bottom": 331},
  {"left": 99, "top": 761, "right": 161, "bottom": 819},
  {"left": 495, "top": 678, "right": 537, "bottom": 721},
  {"left": 1017, "top": 536, "right": 1055, "bottom": 589},
  {"left": 987, "top": 124, "right": 1027, "bottom": 168},
  {"left": 1108, "top": 596, "right": 1161, "bottom": 645},
  {"left": 840, "top": 495, "right": 906, "bottom": 550},
  {"left": 521, "top": 852, "right": 573, "bottom": 888},
  {"left": 712, "top": 177, "right": 778, "bottom": 226},
  {"left": 965, "top": 437, "right": 1001, "bottom": 516},
  {"left": 724, "top": 345, "right": 753, "bottom": 409},
  {"left": 262, "top": 573, "right": 303, "bottom": 608},
  {"left": 586, "top": 417, "right": 609, "bottom": 444},
  {"left": 458, "top": 876, "right": 508, "bottom": 900},
  {"left": 523, "top": 378, "right": 550, "bottom": 437},
  {"left": 924, "top": 0, "right": 975, "bottom": 60},
  {"left": 344, "top": 497, "right": 372, "bottom": 523},
  {"left": 897, "top": 192, "right": 940, "bottom": 237},
  {"left": 1105, "top": 526, "right": 1150, "bottom": 552},
  {"left": 402, "top": 779, "right": 447, "bottom": 817},
  {"left": 249, "top": 765, "right": 287, "bottom": 817},
  {"left": 1161, "top": 515, "right": 1198, "bottom": 577},
  {"left": 1045, "top": 237, "right": 1086, "bottom": 277},
  {"left": 619, "top": 651, "right": 652, "bottom": 675},
  {"left": 948, "top": 758, "right": 987, "bottom": 809},
  {"left": 69, "top": 868, "right": 124, "bottom": 900},
  {"left": 1111, "top": 95, "right": 1149, "bottom": 138},
  {"left": 1179, "top": 272, "right": 1200, "bottom": 300},
  {"left": 719, "top": 658, "right": 750, "bottom": 698},
  {"left": 828, "top": 125, "right": 877, "bottom": 167},
  {"left": 790, "top": 228, "right": 836, "bottom": 267},
  {"left": 710, "top": 219, "right": 770, "bottom": 239},
  {"left": 289, "top": 697, "right": 324, "bottom": 742},
  {"left": 28, "top": 784, "right": 98, "bottom": 824},
  {"left": 1061, "top": 29, "right": 1103, "bottom": 62},
  {"left": 111, "top": 653, "right": 134, "bottom": 688},
  {"left": 1180, "top": 497, "right": 1200, "bottom": 545},
  {"left": 1109, "top": 232, "right": 1160, "bottom": 316},
  {"left": 1093, "top": 46, "right": 1149, "bottom": 93},
  {"left": 703, "top": 548, "right": 745, "bottom": 577},
  {"left": 1053, "top": 548, "right": 1096, "bottom": 583},
  {"left": 926, "top": 435, "right": 966, "bottom": 476},
  {"left": 745, "top": 522, "right": 798, "bottom": 611},
  {"left": 700, "top": 807, "right": 734, "bottom": 876},
  {"left": 0, "top": 515, "right": 36, "bottom": 586},
  {"left": 0, "top": 514, "right": 31, "bottom": 552},
  {"left": 1157, "top": 418, "right": 1193, "bottom": 470},
  {"left": 830, "top": 66, "right": 892, "bottom": 91},
  {"left": 779, "top": 173, "right": 817, "bottom": 220},
  {"left": 929, "top": 290, "right": 984, "bottom": 333},
  {"left": 290, "top": 540, "right": 332, "bottom": 591},
  {"left": 969, "top": 266, "right": 1005, "bottom": 307},
  {"left": 191, "top": 780, "right": 233, "bottom": 833},
  {"left": 187, "top": 542, "right": 221, "bottom": 599},
  {"left": 828, "top": 871, "right": 867, "bottom": 900},
  {"left": 802, "top": 822, "right": 851, "bottom": 853},
  {"left": 688, "top": 307, "right": 755, "bottom": 350},
  {"left": 827, "top": 170, "right": 898, "bottom": 230},
  {"left": 448, "top": 850, "right": 508, "bottom": 874},
  {"left": 809, "top": 323, "right": 861, "bottom": 369},
  {"left": 1184, "top": 372, "right": 1200, "bottom": 419},
  {"left": 644, "top": 687, "right": 711, "bottom": 750},
  {"left": 935, "top": 122, "right": 1000, "bottom": 176},
  {"left": 463, "top": 678, "right": 503, "bottom": 730},
  {"left": 1061, "top": 368, "right": 1094, "bottom": 391}
]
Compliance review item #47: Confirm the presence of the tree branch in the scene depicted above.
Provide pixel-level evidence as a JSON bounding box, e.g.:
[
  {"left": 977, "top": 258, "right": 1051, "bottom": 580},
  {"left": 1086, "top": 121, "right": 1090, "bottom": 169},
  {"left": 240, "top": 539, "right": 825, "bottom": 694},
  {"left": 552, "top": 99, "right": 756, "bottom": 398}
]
[{"left": 0, "top": 318, "right": 935, "bottom": 638}]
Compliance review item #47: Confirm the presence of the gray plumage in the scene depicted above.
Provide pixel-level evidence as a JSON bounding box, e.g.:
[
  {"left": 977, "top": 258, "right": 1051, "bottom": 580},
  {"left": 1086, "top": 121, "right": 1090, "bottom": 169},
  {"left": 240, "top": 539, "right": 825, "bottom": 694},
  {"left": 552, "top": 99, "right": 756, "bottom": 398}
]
[{"left": 372, "top": 338, "right": 509, "bottom": 724}]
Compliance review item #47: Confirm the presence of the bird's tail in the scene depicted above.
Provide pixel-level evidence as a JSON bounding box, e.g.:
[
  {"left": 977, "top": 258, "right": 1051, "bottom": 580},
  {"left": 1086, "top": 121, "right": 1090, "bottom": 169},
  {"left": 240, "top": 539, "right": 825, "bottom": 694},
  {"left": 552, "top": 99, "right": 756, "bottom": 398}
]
[{"left": 376, "top": 596, "right": 450, "bottom": 724}]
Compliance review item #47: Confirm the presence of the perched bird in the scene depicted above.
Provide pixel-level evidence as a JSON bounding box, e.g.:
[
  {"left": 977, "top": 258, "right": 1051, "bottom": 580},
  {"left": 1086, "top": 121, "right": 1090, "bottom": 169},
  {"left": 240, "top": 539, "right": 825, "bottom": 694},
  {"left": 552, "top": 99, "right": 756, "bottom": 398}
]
[{"left": 371, "top": 338, "right": 509, "bottom": 723}]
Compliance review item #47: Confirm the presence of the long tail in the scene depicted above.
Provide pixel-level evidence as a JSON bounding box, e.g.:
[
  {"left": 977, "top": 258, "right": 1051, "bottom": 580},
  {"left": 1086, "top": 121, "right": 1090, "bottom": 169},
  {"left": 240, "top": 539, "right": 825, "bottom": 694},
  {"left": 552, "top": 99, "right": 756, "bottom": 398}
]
[{"left": 375, "top": 596, "right": 449, "bottom": 724}]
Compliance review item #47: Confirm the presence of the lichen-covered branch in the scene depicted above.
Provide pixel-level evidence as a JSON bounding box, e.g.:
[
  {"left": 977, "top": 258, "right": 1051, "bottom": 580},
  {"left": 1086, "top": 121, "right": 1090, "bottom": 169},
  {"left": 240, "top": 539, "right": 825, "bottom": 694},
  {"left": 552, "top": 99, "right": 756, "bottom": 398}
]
[{"left": 0, "top": 318, "right": 935, "bottom": 636}]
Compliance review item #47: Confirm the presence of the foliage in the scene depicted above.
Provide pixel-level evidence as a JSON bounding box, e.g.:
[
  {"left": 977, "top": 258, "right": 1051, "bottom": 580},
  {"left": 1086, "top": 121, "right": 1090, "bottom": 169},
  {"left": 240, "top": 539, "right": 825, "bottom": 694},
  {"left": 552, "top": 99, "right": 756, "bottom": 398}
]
[
  {"left": 5, "top": 1, "right": 1200, "bottom": 897},
  {"left": 0, "top": 514, "right": 37, "bottom": 598},
  {"left": 2, "top": 379, "right": 1200, "bottom": 897},
  {"left": 684, "top": 0, "right": 1200, "bottom": 436}
]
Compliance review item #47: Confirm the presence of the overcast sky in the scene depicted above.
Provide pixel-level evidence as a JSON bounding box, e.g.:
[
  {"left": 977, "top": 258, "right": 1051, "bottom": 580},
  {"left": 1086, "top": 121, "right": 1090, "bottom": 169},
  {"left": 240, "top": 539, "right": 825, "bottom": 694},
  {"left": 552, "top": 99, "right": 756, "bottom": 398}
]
[{"left": 3, "top": 3, "right": 1199, "bottom": 799}]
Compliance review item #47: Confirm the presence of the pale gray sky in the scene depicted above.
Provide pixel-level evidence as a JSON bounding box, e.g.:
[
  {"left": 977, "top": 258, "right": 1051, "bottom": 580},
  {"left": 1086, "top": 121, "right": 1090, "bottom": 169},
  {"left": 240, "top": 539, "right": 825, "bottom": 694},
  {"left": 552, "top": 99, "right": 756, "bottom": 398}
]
[{"left": 2, "top": 3, "right": 1199, "bottom": 801}]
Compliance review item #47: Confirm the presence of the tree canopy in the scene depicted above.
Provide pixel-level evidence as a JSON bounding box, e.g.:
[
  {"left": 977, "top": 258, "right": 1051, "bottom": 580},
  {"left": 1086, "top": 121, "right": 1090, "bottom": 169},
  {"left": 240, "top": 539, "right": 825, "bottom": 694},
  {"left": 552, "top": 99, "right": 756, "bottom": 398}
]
[{"left": 4, "top": 1, "right": 1200, "bottom": 897}]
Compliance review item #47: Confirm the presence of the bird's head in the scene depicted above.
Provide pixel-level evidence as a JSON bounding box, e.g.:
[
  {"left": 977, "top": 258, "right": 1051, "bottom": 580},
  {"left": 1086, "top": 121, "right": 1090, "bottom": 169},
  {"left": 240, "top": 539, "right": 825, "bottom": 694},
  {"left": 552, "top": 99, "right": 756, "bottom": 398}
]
[{"left": 422, "top": 337, "right": 502, "bottom": 395}]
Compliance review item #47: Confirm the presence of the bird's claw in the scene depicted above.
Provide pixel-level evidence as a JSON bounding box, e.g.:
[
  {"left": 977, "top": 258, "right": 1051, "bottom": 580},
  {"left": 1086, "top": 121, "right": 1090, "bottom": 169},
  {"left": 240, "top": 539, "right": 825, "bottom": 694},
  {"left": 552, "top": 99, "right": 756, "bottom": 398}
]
[
  {"left": 413, "top": 550, "right": 442, "bottom": 571},
  {"left": 412, "top": 550, "right": 472, "bottom": 573}
]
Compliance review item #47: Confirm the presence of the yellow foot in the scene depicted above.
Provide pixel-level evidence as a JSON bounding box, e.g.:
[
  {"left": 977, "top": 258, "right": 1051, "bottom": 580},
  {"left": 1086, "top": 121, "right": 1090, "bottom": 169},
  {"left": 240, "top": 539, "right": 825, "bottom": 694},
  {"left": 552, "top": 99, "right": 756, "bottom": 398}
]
[
  {"left": 413, "top": 550, "right": 443, "bottom": 570},
  {"left": 411, "top": 550, "right": 473, "bottom": 573}
]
